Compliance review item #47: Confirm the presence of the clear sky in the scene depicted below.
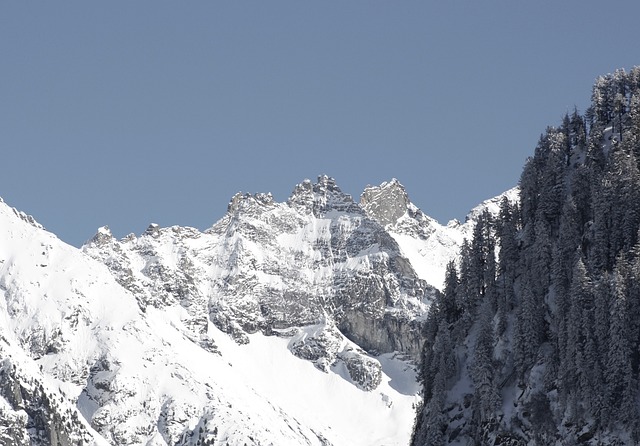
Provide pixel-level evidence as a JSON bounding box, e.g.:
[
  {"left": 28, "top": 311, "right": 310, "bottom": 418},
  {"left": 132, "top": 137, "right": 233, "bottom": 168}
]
[{"left": 2, "top": 2, "right": 640, "bottom": 247}]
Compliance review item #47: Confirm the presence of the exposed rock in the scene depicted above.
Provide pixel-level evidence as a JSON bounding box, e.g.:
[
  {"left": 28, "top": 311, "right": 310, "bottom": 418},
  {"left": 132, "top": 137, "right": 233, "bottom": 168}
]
[
  {"left": 288, "top": 321, "right": 344, "bottom": 372},
  {"left": 337, "top": 349, "right": 382, "bottom": 392},
  {"left": 288, "top": 320, "right": 383, "bottom": 391},
  {"left": 288, "top": 175, "right": 363, "bottom": 217},
  {"left": 0, "top": 358, "right": 97, "bottom": 445},
  {"left": 360, "top": 179, "right": 410, "bottom": 227},
  {"left": 361, "top": 180, "right": 519, "bottom": 290}
]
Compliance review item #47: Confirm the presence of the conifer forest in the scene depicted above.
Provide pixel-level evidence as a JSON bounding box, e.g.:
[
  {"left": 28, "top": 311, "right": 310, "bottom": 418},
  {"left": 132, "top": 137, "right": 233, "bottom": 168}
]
[{"left": 412, "top": 67, "right": 640, "bottom": 445}]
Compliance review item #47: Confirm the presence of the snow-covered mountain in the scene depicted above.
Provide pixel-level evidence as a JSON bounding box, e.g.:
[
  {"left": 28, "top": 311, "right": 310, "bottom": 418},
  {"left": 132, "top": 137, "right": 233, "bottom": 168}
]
[{"left": 0, "top": 176, "right": 516, "bottom": 445}]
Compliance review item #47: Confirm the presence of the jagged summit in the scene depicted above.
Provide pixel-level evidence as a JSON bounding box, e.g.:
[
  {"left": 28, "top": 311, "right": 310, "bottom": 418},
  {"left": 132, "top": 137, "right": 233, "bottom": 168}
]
[
  {"left": 227, "top": 191, "right": 275, "bottom": 214},
  {"left": 360, "top": 178, "right": 410, "bottom": 227},
  {"left": 288, "top": 175, "right": 362, "bottom": 217},
  {"left": 82, "top": 176, "right": 518, "bottom": 296},
  {"left": 222, "top": 175, "right": 361, "bottom": 220},
  {"left": 88, "top": 225, "right": 114, "bottom": 246},
  {"left": 359, "top": 179, "right": 457, "bottom": 289},
  {"left": 358, "top": 179, "right": 520, "bottom": 289}
]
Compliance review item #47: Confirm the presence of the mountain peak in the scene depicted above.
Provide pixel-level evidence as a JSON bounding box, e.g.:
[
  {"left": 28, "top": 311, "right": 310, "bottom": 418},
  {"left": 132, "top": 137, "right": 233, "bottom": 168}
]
[
  {"left": 316, "top": 174, "right": 336, "bottom": 187},
  {"left": 227, "top": 191, "right": 275, "bottom": 215},
  {"left": 144, "top": 223, "right": 161, "bottom": 238},
  {"left": 86, "top": 225, "right": 114, "bottom": 247},
  {"left": 360, "top": 179, "right": 410, "bottom": 227},
  {"left": 287, "top": 175, "right": 361, "bottom": 217}
]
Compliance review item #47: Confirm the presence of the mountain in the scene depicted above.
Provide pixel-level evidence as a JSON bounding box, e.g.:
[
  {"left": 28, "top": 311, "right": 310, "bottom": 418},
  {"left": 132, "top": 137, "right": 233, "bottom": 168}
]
[
  {"left": 412, "top": 67, "right": 640, "bottom": 445},
  {"left": 0, "top": 174, "right": 512, "bottom": 445},
  {"left": 83, "top": 175, "right": 433, "bottom": 366}
]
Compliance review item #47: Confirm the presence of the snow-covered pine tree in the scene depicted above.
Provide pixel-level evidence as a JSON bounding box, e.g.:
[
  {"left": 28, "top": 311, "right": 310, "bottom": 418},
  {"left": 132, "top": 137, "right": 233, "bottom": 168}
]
[
  {"left": 605, "top": 266, "right": 636, "bottom": 426},
  {"left": 470, "top": 302, "right": 500, "bottom": 435},
  {"left": 441, "top": 260, "right": 460, "bottom": 325}
]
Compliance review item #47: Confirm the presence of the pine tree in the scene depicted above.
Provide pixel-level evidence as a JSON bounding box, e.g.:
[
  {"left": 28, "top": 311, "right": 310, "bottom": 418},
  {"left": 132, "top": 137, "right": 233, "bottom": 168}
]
[
  {"left": 551, "top": 201, "right": 581, "bottom": 380},
  {"left": 417, "top": 362, "right": 447, "bottom": 446},
  {"left": 592, "top": 147, "right": 640, "bottom": 270},
  {"left": 562, "top": 259, "right": 589, "bottom": 404},
  {"left": 592, "top": 75, "right": 614, "bottom": 125},
  {"left": 625, "top": 92, "right": 640, "bottom": 160},
  {"left": 470, "top": 303, "right": 500, "bottom": 427},
  {"left": 514, "top": 280, "right": 544, "bottom": 378},
  {"left": 413, "top": 322, "right": 456, "bottom": 446},
  {"left": 441, "top": 261, "right": 460, "bottom": 325},
  {"left": 606, "top": 267, "right": 636, "bottom": 425},
  {"left": 568, "top": 164, "right": 592, "bottom": 242},
  {"left": 593, "top": 273, "right": 612, "bottom": 365},
  {"left": 458, "top": 239, "right": 473, "bottom": 313},
  {"left": 469, "top": 211, "right": 496, "bottom": 303},
  {"left": 627, "top": 237, "right": 640, "bottom": 374},
  {"left": 568, "top": 108, "right": 588, "bottom": 166},
  {"left": 537, "top": 129, "right": 567, "bottom": 229},
  {"left": 496, "top": 197, "right": 519, "bottom": 335}
]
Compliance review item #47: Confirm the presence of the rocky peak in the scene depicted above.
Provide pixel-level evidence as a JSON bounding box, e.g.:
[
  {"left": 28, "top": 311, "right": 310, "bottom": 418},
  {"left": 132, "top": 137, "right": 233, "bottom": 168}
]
[
  {"left": 360, "top": 179, "right": 411, "bottom": 227},
  {"left": 87, "top": 225, "right": 114, "bottom": 247},
  {"left": 144, "top": 223, "right": 161, "bottom": 238},
  {"left": 287, "top": 175, "right": 362, "bottom": 217},
  {"left": 227, "top": 192, "right": 275, "bottom": 215}
]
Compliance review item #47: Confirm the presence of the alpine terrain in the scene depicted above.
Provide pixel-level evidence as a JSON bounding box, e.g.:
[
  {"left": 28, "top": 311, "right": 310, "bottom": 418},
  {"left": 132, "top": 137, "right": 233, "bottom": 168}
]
[
  {"left": 5, "top": 65, "right": 638, "bottom": 446},
  {"left": 0, "top": 173, "right": 509, "bottom": 445}
]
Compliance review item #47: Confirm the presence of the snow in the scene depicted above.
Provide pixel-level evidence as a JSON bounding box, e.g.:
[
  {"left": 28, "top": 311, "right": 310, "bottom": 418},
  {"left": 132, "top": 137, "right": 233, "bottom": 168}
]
[
  {"left": 391, "top": 229, "right": 462, "bottom": 290},
  {"left": 602, "top": 126, "right": 619, "bottom": 155},
  {"left": 206, "top": 324, "right": 420, "bottom": 446},
  {"left": 378, "top": 353, "right": 422, "bottom": 396},
  {"left": 97, "top": 226, "right": 111, "bottom": 236}
]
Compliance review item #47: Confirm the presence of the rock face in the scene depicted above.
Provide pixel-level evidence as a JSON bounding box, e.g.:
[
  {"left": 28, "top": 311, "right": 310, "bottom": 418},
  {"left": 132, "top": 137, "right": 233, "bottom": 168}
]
[
  {"left": 287, "top": 319, "right": 383, "bottom": 391},
  {"left": 360, "top": 178, "right": 411, "bottom": 227},
  {"left": 0, "top": 356, "right": 97, "bottom": 446}
]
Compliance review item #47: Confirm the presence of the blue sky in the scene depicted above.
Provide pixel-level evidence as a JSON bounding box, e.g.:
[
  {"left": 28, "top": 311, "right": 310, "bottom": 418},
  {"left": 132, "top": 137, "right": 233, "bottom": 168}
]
[{"left": 2, "top": 2, "right": 640, "bottom": 246}]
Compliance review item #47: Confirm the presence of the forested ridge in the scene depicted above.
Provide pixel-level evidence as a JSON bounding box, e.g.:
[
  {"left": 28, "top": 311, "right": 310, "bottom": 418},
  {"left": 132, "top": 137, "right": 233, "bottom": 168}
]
[{"left": 412, "top": 67, "right": 640, "bottom": 445}]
